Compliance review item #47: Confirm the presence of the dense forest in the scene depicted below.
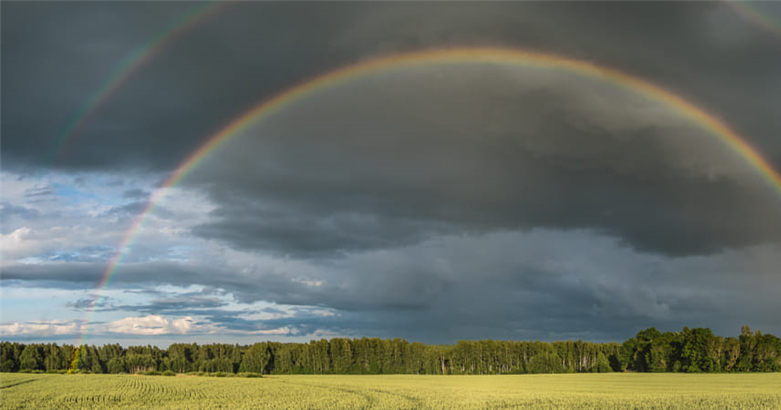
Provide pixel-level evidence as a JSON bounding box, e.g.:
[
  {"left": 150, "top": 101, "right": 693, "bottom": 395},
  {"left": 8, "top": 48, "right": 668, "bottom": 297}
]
[{"left": 2, "top": 326, "right": 779, "bottom": 375}]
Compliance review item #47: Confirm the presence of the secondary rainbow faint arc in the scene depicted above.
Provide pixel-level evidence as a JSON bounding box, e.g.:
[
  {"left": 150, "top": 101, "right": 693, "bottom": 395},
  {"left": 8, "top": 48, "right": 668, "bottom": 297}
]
[
  {"left": 78, "top": 47, "right": 781, "bottom": 346},
  {"left": 727, "top": 1, "right": 781, "bottom": 41},
  {"left": 48, "top": 1, "right": 230, "bottom": 166}
]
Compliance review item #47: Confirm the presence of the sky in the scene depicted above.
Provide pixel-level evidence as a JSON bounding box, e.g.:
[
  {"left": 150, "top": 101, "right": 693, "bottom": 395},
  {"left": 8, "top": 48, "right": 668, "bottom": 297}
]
[{"left": 2, "top": 1, "right": 781, "bottom": 347}]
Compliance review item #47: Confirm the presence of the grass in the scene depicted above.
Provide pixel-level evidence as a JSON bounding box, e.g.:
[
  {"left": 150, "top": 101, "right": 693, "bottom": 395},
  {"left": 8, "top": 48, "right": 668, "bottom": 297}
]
[{"left": 1, "top": 372, "right": 780, "bottom": 409}]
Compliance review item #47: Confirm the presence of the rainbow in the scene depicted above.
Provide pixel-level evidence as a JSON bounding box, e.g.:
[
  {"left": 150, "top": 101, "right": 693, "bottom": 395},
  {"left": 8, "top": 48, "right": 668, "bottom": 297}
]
[
  {"left": 48, "top": 1, "right": 230, "bottom": 167},
  {"left": 76, "top": 47, "right": 781, "bottom": 350},
  {"left": 727, "top": 1, "right": 781, "bottom": 41}
]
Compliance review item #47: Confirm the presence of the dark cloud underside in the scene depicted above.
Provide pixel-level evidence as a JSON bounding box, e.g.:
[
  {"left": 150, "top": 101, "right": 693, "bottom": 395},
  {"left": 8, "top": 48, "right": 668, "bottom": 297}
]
[
  {"left": 187, "top": 66, "right": 781, "bottom": 257},
  {"left": 2, "top": 2, "right": 779, "bottom": 172}
]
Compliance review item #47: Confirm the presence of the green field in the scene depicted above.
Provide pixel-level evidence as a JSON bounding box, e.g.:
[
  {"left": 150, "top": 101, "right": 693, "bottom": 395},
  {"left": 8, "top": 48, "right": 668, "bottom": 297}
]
[{"left": 1, "top": 373, "right": 780, "bottom": 409}]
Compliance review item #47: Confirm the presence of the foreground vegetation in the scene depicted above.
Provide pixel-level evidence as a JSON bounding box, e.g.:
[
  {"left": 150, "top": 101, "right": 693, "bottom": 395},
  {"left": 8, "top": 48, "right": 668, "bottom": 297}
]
[
  {"left": 2, "top": 373, "right": 780, "bottom": 410},
  {"left": 2, "top": 326, "right": 779, "bottom": 375}
]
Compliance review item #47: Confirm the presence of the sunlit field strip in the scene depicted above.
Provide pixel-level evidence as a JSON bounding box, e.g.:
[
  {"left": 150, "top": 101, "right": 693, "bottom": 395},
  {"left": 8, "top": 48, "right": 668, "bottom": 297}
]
[{"left": 1, "top": 373, "right": 780, "bottom": 410}]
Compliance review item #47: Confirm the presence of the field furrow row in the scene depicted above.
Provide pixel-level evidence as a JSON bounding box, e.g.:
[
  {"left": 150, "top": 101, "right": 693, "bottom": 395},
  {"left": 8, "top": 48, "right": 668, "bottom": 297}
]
[{"left": 2, "top": 373, "right": 780, "bottom": 410}]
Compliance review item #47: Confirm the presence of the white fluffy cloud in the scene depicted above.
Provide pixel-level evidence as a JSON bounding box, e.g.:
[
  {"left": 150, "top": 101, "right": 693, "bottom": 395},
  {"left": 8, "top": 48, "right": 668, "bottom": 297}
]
[
  {"left": 105, "top": 315, "right": 197, "bottom": 335},
  {"left": 0, "top": 319, "right": 84, "bottom": 337},
  {"left": 0, "top": 314, "right": 298, "bottom": 339},
  {"left": 0, "top": 316, "right": 200, "bottom": 337}
]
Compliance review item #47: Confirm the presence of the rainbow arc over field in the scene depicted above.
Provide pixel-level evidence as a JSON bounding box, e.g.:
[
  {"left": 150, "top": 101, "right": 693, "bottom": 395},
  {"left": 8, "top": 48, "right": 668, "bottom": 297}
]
[
  {"left": 75, "top": 47, "right": 781, "bottom": 353},
  {"left": 46, "top": 2, "right": 229, "bottom": 166}
]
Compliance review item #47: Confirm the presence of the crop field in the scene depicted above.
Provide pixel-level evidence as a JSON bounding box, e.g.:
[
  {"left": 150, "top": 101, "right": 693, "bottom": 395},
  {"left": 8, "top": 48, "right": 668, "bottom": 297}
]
[{"left": 1, "top": 373, "right": 780, "bottom": 410}]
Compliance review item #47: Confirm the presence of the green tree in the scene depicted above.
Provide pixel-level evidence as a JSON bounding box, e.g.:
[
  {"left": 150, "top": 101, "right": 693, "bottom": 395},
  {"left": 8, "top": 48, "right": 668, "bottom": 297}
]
[
  {"left": 239, "top": 343, "right": 271, "bottom": 374},
  {"left": 19, "top": 345, "right": 43, "bottom": 371},
  {"left": 594, "top": 353, "right": 613, "bottom": 373},
  {"left": 680, "top": 327, "right": 716, "bottom": 373},
  {"left": 1, "top": 342, "right": 20, "bottom": 372},
  {"left": 528, "top": 352, "right": 564, "bottom": 374},
  {"left": 107, "top": 357, "right": 126, "bottom": 373},
  {"left": 44, "top": 344, "right": 64, "bottom": 370}
]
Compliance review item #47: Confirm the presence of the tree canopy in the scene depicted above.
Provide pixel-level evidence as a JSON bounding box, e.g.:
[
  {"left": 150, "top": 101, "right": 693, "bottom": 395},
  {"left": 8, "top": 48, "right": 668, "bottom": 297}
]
[{"left": 2, "top": 326, "right": 778, "bottom": 375}]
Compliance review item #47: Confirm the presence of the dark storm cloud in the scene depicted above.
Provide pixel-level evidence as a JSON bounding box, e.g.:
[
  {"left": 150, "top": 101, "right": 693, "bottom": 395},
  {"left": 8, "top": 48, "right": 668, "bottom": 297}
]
[
  {"left": 6, "top": 1, "right": 775, "bottom": 257},
  {"left": 2, "top": 2, "right": 779, "bottom": 172},
  {"left": 188, "top": 66, "right": 781, "bottom": 257},
  {"left": 3, "top": 2, "right": 779, "bottom": 256},
  {"left": 192, "top": 210, "right": 448, "bottom": 258},
  {"left": 1, "top": 2, "right": 364, "bottom": 172}
]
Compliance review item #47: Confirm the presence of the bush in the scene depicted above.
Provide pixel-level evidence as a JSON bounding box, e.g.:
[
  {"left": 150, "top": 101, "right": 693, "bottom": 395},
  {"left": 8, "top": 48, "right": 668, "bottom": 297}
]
[
  {"left": 527, "top": 352, "right": 565, "bottom": 374},
  {"left": 162, "top": 370, "right": 176, "bottom": 377},
  {"left": 18, "top": 369, "right": 32, "bottom": 373},
  {"left": 142, "top": 370, "right": 161, "bottom": 376},
  {"left": 210, "top": 372, "right": 227, "bottom": 377},
  {"left": 237, "top": 372, "right": 263, "bottom": 378},
  {"left": 1, "top": 360, "right": 17, "bottom": 373}
]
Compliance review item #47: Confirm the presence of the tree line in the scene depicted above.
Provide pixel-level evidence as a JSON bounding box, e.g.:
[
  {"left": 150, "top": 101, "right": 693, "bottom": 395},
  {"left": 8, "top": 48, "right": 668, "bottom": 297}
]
[{"left": 1, "top": 326, "right": 778, "bottom": 375}]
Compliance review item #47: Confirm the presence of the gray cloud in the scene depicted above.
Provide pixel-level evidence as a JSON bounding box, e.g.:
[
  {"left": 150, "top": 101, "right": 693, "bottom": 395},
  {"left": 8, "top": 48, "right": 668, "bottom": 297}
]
[
  {"left": 186, "top": 66, "right": 781, "bottom": 257},
  {"left": 122, "top": 188, "right": 149, "bottom": 200},
  {"left": 4, "top": 233, "right": 780, "bottom": 342},
  {"left": 104, "top": 201, "right": 174, "bottom": 220},
  {"left": 0, "top": 202, "right": 41, "bottom": 231},
  {"left": 23, "top": 187, "right": 54, "bottom": 198},
  {"left": 109, "top": 296, "right": 229, "bottom": 314},
  {"left": 66, "top": 296, "right": 114, "bottom": 311},
  {"left": 2, "top": 2, "right": 779, "bottom": 172}
]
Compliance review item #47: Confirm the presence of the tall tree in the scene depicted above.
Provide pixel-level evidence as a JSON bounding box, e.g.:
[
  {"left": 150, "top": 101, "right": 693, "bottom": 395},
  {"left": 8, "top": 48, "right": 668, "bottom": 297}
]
[{"left": 19, "top": 344, "right": 43, "bottom": 371}]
